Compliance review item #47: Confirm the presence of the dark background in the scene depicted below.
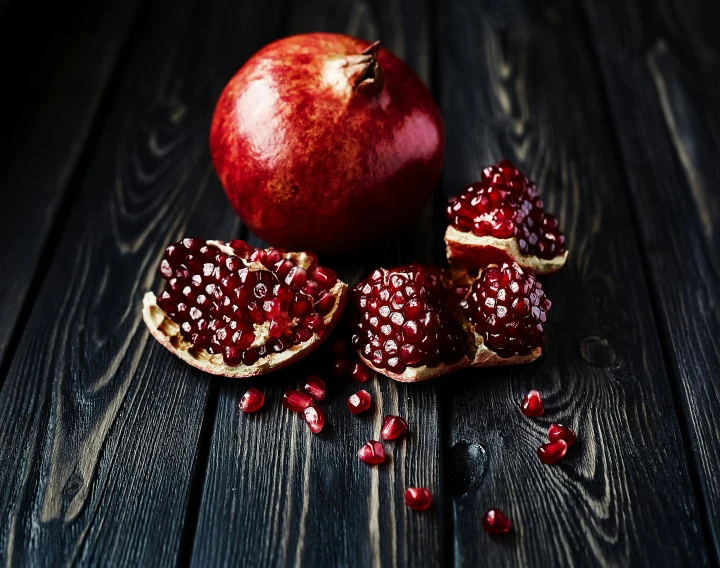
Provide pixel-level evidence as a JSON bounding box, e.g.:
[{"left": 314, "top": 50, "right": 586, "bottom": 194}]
[{"left": 1, "top": 0, "right": 719, "bottom": 566}]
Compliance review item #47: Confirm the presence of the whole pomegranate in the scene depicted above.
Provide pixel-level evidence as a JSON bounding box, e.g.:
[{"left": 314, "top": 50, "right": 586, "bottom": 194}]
[{"left": 210, "top": 33, "right": 444, "bottom": 253}]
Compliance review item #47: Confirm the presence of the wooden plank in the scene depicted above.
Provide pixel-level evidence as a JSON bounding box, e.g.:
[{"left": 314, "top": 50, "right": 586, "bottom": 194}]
[
  {"left": 582, "top": 0, "right": 720, "bottom": 559},
  {"left": 0, "top": 0, "right": 140, "bottom": 368},
  {"left": 190, "top": 1, "right": 448, "bottom": 566},
  {"left": 436, "top": 0, "right": 710, "bottom": 565},
  {"left": 0, "top": 0, "right": 283, "bottom": 564}
]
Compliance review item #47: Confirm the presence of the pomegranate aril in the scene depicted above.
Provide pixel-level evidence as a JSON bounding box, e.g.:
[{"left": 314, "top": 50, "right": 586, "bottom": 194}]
[
  {"left": 350, "top": 360, "right": 371, "bottom": 382},
  {"left": 239, "top": 388, "right": 264, "bottom": 413},
  {"left": 381, "top": 415, "right": 407, "bottom": 440},
  {"left": 303, "top": 405, "right": 325, "bottom": 434},
  {"left": 482, "top": 509, "right": 511, "bottom": 534},
  {"left": 548, "top": 423, "right": 576, "bottom": 446},
  {"left": 313, "top": 266, "right": 338, "bottom": 290},
  {"left": 315, "top": 291, "right": 335, "bottom": 315},
  {"left": 357, "top": 440, "right": 385, "bottom": 465},
  {"left": 404, "top": 488, "right": 432, "bottom": 511},
  {"left": 537, "top": 439, "right": 568, "bottom": 464},
  {"left": 282, "top": 389, "right": 313, "bottom": 412},
  {"left": 520, "top": 389, "right": 544, "bottom": 417},
  {"left": 285, "top": 266, "right": 308, "bottom": 289},
  {"left": 303, "top": 375, "right": 326, "bottom": 401},
  {"left": 347, "top": 390, "right": 371, "bottom": 414}
]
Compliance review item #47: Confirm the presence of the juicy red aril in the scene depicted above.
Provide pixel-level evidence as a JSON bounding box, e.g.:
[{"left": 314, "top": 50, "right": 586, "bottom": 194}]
[
  {"left": 303, "top": 375, "right": 326, "bottom": 401},
  {"left": 447, "top": 159, "right": 565, "bottom": 259},
  {"left": 548, "top": 423, "right": 576, "bottom": 446},
  {"left": 156, "top": 239, "right": 337, "bottom": 363},
  {"left": 404, "top": 487, "right": 432, "bottom": 511},
  {"left": 351, "top": 265, "right": 468, "bottom": 372},
  {"left": 350, "top": 360, "right": 371, "bottom": 382},
  {"left": 239, "top": 388, "right": 264, "bottom": 413},
  {"left": 347, "top": 390, "right": 371, "bottom": 414},
  {"left": 482, "top": 508, "right": 511, "bottom": 534},
  {"left": 462, "top": 263, "right": 550, "bottom": 358},
  {"left": 282, "top": 389, "right": 313, "bottom": 412},
  {"left": 520, "top": 389, "right": 544, "bottom": 417},
  {"left": 357, "top": 440, "right": 385, "bottom": 465},
  {"left": 537, "top": 439, "right": 568, "bottom": 464},
  {"left": 303, "top": 405, "right": 325, "bottom": 434},
  {"left": 381, "top": 415, "right": 407, "bottom": 440}
]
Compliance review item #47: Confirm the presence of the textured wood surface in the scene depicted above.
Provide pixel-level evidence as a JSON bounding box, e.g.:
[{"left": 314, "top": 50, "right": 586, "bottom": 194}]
[
  {"left": 437, "top": 0, "right": 709, "bottom": 565},
  {"left": 190, "top": 1, "right": 448, "bottom": 566},
  {"left": 0, "top": 0, "right": 140, "bottom": 370},
  {"left": 583, "top": 0, "right": 720, "bottom": 560}
]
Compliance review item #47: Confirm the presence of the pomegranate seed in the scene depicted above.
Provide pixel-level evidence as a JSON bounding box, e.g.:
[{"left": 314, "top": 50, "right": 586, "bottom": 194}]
[
  {"left": 482, "top": 508, "right": 511, "bottom": 534},
  {"left": 239, "top": 388, "right": 264, "bottom": 413},
  {"left": 282, "top": 389, "right": 313, "bottom": 412},
  {"left": 357, "top": 440, "right": 385, "bottom": 465},
  {"left": 537, "top": 439, "right": 568, "bottom": 464},
  {"left": 350, "top": 360, "right": 371, "bottom": 382},
  {"left": 520, "top": 390, "right": 544, "bottom": 416},
  {"left": 313, "top": 266, "right": 338, "bottom": 290},
  {"left": 303, "top": 375, "right": 326, "bottom": 401},
  {"left": 548, "top": 423, "right": 576, "bottom": 445},
  {"left": 404, "top": 487, "right": 432, "bottom": 511},
  {"left": 333, "top": 356, "right": 349, "bottom": 376},
  {"left": 303, "top": 405, "right": 325, "bottom": 434},
  {"left": 380, "top": 415, "right": 407, "bottom": 440},
  {"left": 347, "top": 390, "right": 371, "bottom": 414}
]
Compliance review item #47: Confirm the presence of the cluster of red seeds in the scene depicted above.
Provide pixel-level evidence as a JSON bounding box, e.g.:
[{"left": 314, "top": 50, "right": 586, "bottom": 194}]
[
  {"left": 461, "top": 263, "right": 551, "bottom": 358},
  {"left": 156, "top": 238, "right": 337, "bottom": 366},
  {"left": 446, "top": 159, "right": 565, "bottom": 259},
  {"left": 351, "top": 265, "right": 468, "bottom": 374}
]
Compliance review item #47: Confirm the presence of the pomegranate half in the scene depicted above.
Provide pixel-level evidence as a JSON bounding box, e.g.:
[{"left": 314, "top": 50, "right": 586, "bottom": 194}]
[
  {"left": 445, "top": 160, "right": 567, "bottom": 274},
  {"left": 351, "top": 262, "right": 550, "bottom": 382},
  {"left": 142, "top": 238, "right": 347, "bottom": 377},
  {"left": 210, "top": 33, "right": 444, "bottom": 253}
]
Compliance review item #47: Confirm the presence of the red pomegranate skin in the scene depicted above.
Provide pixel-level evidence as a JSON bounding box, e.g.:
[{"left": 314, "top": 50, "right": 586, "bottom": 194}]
[{"left": 210, "top": 33, "right": 444, "bottom": 253}]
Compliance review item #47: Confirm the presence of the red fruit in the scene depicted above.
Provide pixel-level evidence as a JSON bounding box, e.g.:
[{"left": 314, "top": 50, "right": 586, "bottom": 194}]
[
  {"left": 350, "top": 360, "right": 372, "bottom": 382},
  {"left": 347, "top": 390, "right": 371, "bottom": 414},
  {"left": 548, "top": 423, "right": 576, "bottom": 445},
  {"left": 303, "top": 375, "right": 326, "bottom": 401},
  {"left": 404, "top": 487, "right": 432, "bottom": 511},
  {"left": 537, "top": 439, "right": 568, "bottom": 464},
  {"left": 210, "top": 34, "right": 444, "bottom": 254},
  {"left": 143, "top": 239, "right": 347, "bottom": 377},
  {"left": 239, "top": 388, "right": 264, "bottom": 413},
  {"left": 303, "top": 405, "right": 325, "bottom": 434},
  {"left": 520, "top": 390, "right": 544, "bottom": 417},
  {"left": 445, "top": 159, "right": 568, "bottom": 274},
  {"left": 381, "top": 415, "right": 407, "bottom": 440},
  {"left": 351, "top": 263, "right": 550, "bottom": 381},
  {"left": 482, "top": 509, "right": 511, "bottom": 534},
  {"left": 357, "top": 440, "right": 385, "bottom": 465},
  {"left": 282, "top": 389, "right": 313, "bottom": 412}
]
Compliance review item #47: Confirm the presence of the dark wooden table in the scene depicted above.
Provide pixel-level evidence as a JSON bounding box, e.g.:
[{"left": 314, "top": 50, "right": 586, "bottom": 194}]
[{"left": 1, "top": 0, "right": 719, "bottom": 565}]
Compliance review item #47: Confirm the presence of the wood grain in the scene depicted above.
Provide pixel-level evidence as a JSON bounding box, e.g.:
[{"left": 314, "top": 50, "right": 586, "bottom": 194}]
[
  {"left": 0, "top": 0, "right": 280, "bottom": 563},
  {"left": 436, "top": 0, "right": 710, "bottom": 565},
  {"left": 0, "top": 0, "right": 141, "bottom": 371},
  {"left": 190, "top": 1, "right": 448, "bottom": 566},
  {"left": 583, "top": 0, "right": 720, "bottom": 559}
]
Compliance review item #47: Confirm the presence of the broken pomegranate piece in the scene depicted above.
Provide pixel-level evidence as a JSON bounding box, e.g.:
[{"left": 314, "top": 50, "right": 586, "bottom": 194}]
[
  {"left": 357, "top": 440, "right": 385, "bottom": 465},
  {"left": 548, "top": 423, "right": 576, "bottom": 445},
  {"left": 404, "top": 487, "right": 432, "bottom": 511},
  {"left": 520, "top": 390, "right": 545, "bottom": 417},
  {"left": 347, "top": 390, "right": 371, "bottom": 414},
  {"left": 239, "top": 388, "right": 264, "bottom": 413},
  {"left": 445, "top": 159, "right": 568, "bottom": 274},
  {"left": 142, "top": 239, "right": 347, "bottom": 378},
  {"left": 482, "top": 508, "right": 511, "bottom": 534},
  {"left": 381, "top": 415, "right": 407, "bottom": 440},
  {"left": 303, "top": 405, "right": 325, "bottom": 434},
  {"left": 351, "top": 263, "right": 549, "bottom": 382},
  {"left": 537, "top": 439, "right": 568, "bottom": 464}
]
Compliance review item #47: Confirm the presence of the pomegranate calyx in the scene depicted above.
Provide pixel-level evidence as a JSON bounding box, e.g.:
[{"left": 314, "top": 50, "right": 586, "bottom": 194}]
[{"left": 343, "top": 40, "right": 385, "bottom": 96}]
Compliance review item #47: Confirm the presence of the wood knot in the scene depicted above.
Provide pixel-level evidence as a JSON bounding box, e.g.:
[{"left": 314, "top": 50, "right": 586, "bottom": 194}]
[
  {"left": 578, "top": 335, "right": 617, "bottom": 368},
  {"left": 448, "top": 441, "right": 487, "bottom": 496}
]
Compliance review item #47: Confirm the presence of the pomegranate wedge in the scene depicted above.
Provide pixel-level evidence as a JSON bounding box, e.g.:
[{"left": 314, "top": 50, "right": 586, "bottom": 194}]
[
  {"left": 351, "top": 262, "right": 549, "bottom": 382},
  {"left": 445, "top": 159, "right": 567, "bottom": 274},
  {"left": 142, "top": 238, "right": 347, "bottom": 377}
]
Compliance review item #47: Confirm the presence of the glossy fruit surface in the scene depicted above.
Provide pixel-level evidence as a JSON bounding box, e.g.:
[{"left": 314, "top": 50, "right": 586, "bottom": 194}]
[
  {"left": 282, "top": 389, "right": 313, "bottom": 412},
  {"left": 482, "top": 508, "right": 511, "bottom": 534},
  {"left": 357, "top": 440, "right": 385, "bottom": 465},
  {"left": 303, "top": 405, "right": 325, "bottom": 434},
  {"left": 303, "top": 375, "right": 326, "bottom": 401},
  {"left": 210, "top": 33, "right": 444, "bottom": 253},
  {"left": 537, "top": 439, "right": 568, "bottom": 464},
  {"left": 380, "top": 416, "right": 407, "bottom": 440},
  {"left": 548, "top": 423, "right": 576, "bottom": 445},
  {"left": 347, "top": 390, "right": 371, "bottom": 414},
  {"left": 404, "top": 488, "right": 432, "bottom": 511},
  {"left": 239, "top": 388, "right": 264, "bottom": 413},
  {"left": 520, "top": 390, "right": 545, "bottom": 417}
]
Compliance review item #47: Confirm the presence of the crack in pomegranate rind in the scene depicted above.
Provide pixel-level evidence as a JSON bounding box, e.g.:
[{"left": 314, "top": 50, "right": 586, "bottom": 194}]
[{"left": 142, "top": 239, "right": 347, "bottom": 378}]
